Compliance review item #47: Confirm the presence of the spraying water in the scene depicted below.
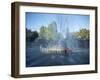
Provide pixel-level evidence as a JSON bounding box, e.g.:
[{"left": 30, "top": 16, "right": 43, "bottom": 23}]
[{"left": 40, "top": 15, "right": 79, "bottom": 54}]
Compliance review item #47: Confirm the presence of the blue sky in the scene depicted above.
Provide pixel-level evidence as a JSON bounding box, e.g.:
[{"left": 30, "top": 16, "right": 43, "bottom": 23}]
[{"left": 26, "top": 12, "right": 90, "bottom": 33}]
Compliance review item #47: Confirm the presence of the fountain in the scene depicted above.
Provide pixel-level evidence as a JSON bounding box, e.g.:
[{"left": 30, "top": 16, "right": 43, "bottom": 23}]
[
  {"left": 40, "top": 16, "right": 79, "bottom": 54},
  {"left": 40, "top": 26, "right": 75, "bottom": 54}
]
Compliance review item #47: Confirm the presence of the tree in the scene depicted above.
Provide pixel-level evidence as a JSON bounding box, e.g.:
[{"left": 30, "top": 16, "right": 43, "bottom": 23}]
[
  {"left": 39, "top": 26, "right": 47, "bottom": 39},
  {"left": 47, "top": 21, "right": 57, "bottom": 40},
  {"left": 74, "top": 28, "right": 89, "bottom": 40},
  {"left": 26, "top": 28, "right": 32, "bottom": 41},
  {"left": 30, "top": 31, "right": 39, "bottom": 41},
  {"left": 39, "top": 21, "right": 58, "bottom": 41},
  {"left": 26, "top": 28, "right": 39, "bottom": 42}
]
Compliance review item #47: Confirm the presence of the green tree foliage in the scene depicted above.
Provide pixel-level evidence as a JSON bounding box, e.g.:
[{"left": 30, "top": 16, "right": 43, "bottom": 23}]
[
  {"left": 30, "top": 31, "right": 39, "bottom": 41},
  {"left": 47, "top": 21, "right": 57, "bottom": 40},
  {"left": 74, "top": 28, "right": 89, "bottom": 40},
  {"left": 39, "top": 26, "right": 47, "bottom": 39},
  {"left": 27, "top": 21, "right": 64, "bottom": 42},
  {"left": 26, "top": 28, "right": 32, "bottom": 41},
  {"left": 39, "top": 21, "right": 58, "bottom": 40},
  {"left": 26, "top": 28, "right": 39, "bottom": 42}
]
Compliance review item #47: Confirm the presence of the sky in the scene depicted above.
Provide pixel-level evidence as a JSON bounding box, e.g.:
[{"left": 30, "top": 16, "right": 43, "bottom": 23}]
[{"left": 26, "top": 12, "right": 90, "bottom": 33}]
